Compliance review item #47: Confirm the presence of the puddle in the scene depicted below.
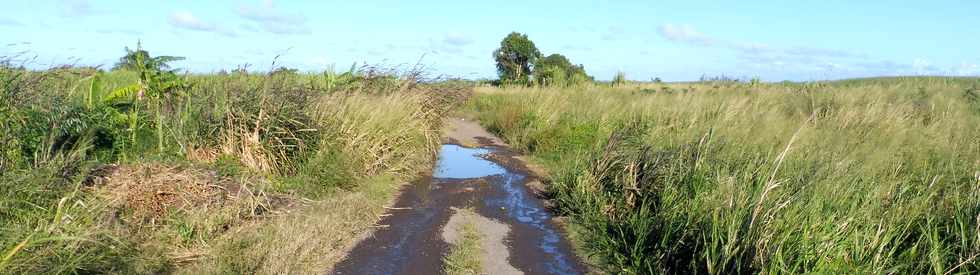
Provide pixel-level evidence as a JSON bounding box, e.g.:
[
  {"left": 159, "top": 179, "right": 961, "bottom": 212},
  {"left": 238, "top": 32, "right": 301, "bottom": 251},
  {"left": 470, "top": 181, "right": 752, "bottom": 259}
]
[
  {"left": 332, "top": 144, "right": 583, "bottom": 275},
  {"left": 434, "top": 144, "right": 505, "bottom": 178},
  {"left": 486, "top": 172, "right": 579, "bottom": 274}
]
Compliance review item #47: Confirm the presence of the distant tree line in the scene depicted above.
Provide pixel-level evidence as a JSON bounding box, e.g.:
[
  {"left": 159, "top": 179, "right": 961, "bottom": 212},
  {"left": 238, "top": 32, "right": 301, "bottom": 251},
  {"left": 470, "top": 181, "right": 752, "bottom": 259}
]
[{"left": 493, "top": 32, "right": 593, "bottom": 86}]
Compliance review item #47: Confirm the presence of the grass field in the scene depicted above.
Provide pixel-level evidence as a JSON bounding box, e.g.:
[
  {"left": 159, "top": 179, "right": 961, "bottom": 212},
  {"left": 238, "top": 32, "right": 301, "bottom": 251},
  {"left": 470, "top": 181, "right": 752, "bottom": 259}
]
[
  {"left": 0, "top": 64, "right": 466, "bottom": 273},
  {"left": 4, "top": 54, "right": 979, "bottom": 275},
  {"left": 466, "top": 78, "right": 980, "bottom": 274}
]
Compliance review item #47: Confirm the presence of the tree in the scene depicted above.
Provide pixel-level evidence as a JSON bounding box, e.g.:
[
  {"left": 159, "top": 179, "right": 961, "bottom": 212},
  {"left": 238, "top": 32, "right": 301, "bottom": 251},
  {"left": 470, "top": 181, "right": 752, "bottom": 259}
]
[
  {"left": 493, "top": 32, "right": 541, "bottom": 85},
  {"left": 533, "top": 54, "right": 592, "bottom": 86},
  {"left": 112, "top": 41, "right": 185, "bottom": 72}
]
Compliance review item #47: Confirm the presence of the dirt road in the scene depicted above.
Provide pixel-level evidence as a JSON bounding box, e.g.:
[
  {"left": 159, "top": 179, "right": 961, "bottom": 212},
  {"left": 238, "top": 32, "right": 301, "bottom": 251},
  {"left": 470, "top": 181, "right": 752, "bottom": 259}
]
[{"left": 331, "top": 118, "right": 586, "bottom": 275}]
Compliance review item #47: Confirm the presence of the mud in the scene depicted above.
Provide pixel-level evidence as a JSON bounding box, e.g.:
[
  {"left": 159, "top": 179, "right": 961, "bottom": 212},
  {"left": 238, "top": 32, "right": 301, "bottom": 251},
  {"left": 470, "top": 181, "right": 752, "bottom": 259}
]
[
  {"left": 442, "top": 207, "right": 520, "bottom": 275},
  {"left": 331, "top": 118, "right": 585, "bottom": 275}
]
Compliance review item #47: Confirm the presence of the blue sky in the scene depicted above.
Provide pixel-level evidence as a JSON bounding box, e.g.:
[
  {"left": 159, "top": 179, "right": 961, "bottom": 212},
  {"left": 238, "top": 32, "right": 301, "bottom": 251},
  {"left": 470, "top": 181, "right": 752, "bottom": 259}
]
[{"left": 2, "top": 0, "right": 978, "bottom": 81}]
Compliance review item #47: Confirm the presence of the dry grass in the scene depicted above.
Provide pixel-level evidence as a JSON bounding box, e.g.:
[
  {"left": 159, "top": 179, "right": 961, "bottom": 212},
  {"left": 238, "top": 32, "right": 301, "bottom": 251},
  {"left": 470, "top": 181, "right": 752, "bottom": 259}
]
[
  {"left": 311, "top": 91, "right": 442, "bottom": 178},
  {"left": 172, "top": 85, "right": 466, "bottom": 273},
  {"left": 81, "top": 163, "right": 277, "bottom": 271},
  {"left": 93, "top": 164, "right": 234, "bottom": 225},
  {"left": 467, "top": 77, "right": 980, "bottom": 274},
  {"left": 182, "top": 175, "right": 402, "bottom": 274},
  {"left": 1, "top": 60, "right": 469, "bottom": 273}
]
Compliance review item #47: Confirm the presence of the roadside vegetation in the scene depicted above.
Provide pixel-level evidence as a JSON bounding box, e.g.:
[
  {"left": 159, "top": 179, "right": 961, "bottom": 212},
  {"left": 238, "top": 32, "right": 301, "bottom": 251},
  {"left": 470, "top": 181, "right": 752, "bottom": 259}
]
[
  {"left": 443, "top": 209, "right": 485, "bottom": 275},
  {"left": 0, "top": 44, "right": 466, "bottom": 273},
  {"left": 467, "top": 77, "right": 980, "bottom": 274},
  {"left": 6, "top": 30, "right": 979, "bottom": 275}
]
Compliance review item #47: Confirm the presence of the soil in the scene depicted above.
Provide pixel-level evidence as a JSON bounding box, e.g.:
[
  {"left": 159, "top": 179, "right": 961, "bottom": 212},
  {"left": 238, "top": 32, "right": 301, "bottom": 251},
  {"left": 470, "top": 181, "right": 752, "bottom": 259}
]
[
  {"left": 331, "top": 118, "right": 586, "bottom": 275},
  {"left": 442, "top": 207, "right": 520, "bottom": 275},
  {"left": 442, "top": 117, "right": 506, "bottom": 148}
]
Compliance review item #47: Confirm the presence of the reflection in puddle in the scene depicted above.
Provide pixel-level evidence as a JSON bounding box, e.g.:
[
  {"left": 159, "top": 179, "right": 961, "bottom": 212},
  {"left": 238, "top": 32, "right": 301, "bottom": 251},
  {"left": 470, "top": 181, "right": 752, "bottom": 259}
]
[
  {"left": 437, "top": 144, "right": 578, "bottom": 274},
  {"left": 487, "top": 172, "right": 580, "bottom": 275},
  {"left": 434, "top": 144, "right": 506, "bottom": 179},
  {"left": 333, "top": 144, "right": 581, "bottom": 275},
  {"left": 433, "top": 144, "right": 577, "bottom": 274}
]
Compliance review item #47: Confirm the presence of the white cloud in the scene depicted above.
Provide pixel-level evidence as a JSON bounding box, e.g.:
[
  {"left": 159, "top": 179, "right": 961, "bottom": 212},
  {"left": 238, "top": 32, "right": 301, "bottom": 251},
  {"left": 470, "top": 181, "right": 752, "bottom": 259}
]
[
  {"left": 601, "top": 26, "right": 626, "bottom": 41},
  {"left": 846, "top": 59, "right": 980, "bottom": 77},
  {"left": 170, "top": 12, "right": 215, "bottom": 31},
  {"left": 443, "top": 32, "right": 473, "bottom": 47},
  {"left": 422, "top": 32, "right": 476, "bottom": 55},
  {"left": 731, "top": 42, "right": 772, "bottom": 54},
  {"left": 955, "top": 62, "right": 979, "bottom": 76},
  {"left": 658, "top": 23, "right": 865, "bottom": 60},
  {"left": 912, "top": 58, "right": 934, "bottom": 75},
  {"left": 658, "top": 24, "right": 715, "bottom": 46},
  {"left": 237, "top": 1, "right": 311, "bottom": 35},
  {"left": 428, "top": 40, "right": 461, "bottom": 55},
  {"left": 658, "top": 23, "right": 881, "bottom": 78},
  {"left": 59, "top": 0, "right": 98, "bottom": 17},
  {"left": 168, "top": 11, "right": 236, "bottom": 37}
]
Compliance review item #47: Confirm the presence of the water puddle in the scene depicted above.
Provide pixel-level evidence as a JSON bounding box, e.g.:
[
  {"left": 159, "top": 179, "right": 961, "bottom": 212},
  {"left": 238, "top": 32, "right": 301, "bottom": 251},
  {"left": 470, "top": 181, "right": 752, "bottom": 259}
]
[
  {"left": 434, "top": 145, "right": 505, "bottom": 178},
  {"left": 486, "top": 172, "right": 579, "bottom": 274},
  {"left": 332, "top": 144, "right": 583, "bottom": 275}
]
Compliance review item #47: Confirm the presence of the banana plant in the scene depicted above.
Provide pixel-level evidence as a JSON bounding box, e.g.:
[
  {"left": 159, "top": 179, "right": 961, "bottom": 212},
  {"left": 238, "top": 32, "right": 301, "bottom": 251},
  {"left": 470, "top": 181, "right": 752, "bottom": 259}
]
[
  {"left": 320, "top": 63, "right": 358, "bottom": 93},
  {"left": 73, "top": 72, "right": 140, "bottom": 156},
  {"left": 75, "top": 43, "right": 189, "bottom": 157}
]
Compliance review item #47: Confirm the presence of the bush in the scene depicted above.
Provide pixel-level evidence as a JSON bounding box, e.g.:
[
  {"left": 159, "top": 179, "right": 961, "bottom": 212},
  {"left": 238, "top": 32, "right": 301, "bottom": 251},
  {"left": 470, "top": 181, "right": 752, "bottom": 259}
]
[{"left": 533, "top": 54, "right": 592, "bottom": 87}]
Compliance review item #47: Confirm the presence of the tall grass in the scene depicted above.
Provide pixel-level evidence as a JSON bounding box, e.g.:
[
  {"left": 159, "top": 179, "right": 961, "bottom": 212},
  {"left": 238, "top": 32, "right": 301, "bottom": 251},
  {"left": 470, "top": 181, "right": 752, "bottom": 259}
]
[
  {"left": 467, "top": 78, "right": 980, "bottom": 274},
  {"left": 1, "top": 60, "right": 466, "bottom": 273}
]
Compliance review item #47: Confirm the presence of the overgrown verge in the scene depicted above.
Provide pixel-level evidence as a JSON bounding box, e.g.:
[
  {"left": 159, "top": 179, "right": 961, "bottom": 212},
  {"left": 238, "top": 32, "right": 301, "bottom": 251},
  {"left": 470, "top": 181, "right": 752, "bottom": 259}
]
[
  {"left": 466, "top": 79, "right": 980, "bottom": 274},
  {"left": 1, "top": 48, "right": 468, "bottom": 273}
]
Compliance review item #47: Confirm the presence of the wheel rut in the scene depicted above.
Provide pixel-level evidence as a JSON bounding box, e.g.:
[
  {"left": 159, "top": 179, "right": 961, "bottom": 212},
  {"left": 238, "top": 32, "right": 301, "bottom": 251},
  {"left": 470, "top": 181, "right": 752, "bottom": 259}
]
[{"left": 331, "top": 118, "right": 585, "bottom": 275}]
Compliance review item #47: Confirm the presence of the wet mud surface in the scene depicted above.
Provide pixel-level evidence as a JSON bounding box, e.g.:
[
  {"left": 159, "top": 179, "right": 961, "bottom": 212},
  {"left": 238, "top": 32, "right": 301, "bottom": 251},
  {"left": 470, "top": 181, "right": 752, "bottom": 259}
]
[{"left": 332, "top": 143, "right": 585, "bottom": 275}]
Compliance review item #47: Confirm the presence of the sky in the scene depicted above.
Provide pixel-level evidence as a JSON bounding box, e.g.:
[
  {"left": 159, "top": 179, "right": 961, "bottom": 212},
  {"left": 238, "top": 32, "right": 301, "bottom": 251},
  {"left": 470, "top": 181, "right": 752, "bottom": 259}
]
[{"left": 2, "top": 0, "right": 979, "bottom": 81}]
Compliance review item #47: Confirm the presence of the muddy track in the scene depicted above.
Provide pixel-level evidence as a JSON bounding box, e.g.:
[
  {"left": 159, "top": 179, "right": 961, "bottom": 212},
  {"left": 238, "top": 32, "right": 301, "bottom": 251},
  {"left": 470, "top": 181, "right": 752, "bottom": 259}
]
[{"left": 331, "top": 118, "right": 585, "bottom": 275}]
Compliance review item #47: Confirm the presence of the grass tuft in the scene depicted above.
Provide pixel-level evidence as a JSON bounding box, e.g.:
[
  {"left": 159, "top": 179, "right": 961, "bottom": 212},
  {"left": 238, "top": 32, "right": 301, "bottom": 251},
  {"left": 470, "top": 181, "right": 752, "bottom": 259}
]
[
  {"left": 467, "top": 77, "right": 980, "bottom": 274},
  {"left": 1, "top": 59, "right": 468, "bottom": 273}
]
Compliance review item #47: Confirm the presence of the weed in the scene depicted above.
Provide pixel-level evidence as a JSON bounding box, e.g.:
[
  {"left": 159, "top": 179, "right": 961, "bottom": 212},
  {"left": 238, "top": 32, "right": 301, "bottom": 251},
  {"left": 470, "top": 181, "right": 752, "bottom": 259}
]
[
  {"left": 1, "top": 45, "right": 467, "bottom": 273},
  {"left": 443, "top": 216, "right": 484, "bottom": 275}
]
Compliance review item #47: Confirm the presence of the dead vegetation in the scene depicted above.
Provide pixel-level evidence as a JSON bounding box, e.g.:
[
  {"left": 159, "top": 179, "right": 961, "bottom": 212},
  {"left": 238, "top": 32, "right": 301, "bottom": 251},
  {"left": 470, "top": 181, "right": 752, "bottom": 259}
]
[
  {"left": 1, "top": 54, "right": 471, "bottom": 273},
  {"left": 92, "top": 164, "right": 236, "bottom": 225},
  {"left": 78, "top": 163, "right": 285, "bottom": 269}
]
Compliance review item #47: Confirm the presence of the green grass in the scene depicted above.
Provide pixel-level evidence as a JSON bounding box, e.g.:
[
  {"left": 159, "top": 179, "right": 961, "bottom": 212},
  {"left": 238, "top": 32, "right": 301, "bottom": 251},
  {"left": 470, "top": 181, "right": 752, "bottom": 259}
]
[
  {"left": 443, "top": 210, "right": 484, "bottom": 275},
  {"left": 466, "top": 77, "right": 980, "bottom": 274},
  {"left": 0, "top": 63, "right": 466, "bottom": 274}
]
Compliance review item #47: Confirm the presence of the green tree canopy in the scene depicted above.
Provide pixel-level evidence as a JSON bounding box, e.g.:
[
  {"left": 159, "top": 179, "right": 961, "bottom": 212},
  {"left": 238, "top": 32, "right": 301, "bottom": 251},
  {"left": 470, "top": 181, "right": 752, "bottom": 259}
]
[
  {"left": 112, "top": 42, "right": 185, "bottom": 72},
  {"left": 533, "top": 54, "right": 592, "bottom": 86},
  {"left": 493, "top": 32, "right": 541, "bottom": 85}
]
